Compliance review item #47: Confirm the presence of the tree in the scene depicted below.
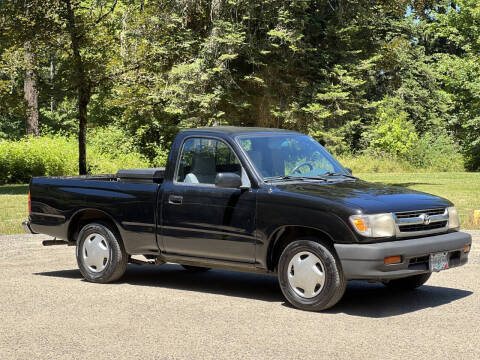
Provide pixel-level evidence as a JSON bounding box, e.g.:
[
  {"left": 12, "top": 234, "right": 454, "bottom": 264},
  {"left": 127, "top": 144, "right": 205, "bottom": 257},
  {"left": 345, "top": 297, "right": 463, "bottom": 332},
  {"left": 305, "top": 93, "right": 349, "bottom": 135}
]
[
  {"left": 0, "top": 0, "right": 476, "bottom": 172},
  {"left": 63, "top": 0, "right": 92, "bottom": 174},
  {"left": 23, "top": 39, "right": 39, "bottom": 136},
  {"left": 429, "top": 0, "right": 480, "bottom": 169},
  {"left": 0, "top": 0, "right": 49, "bottom": 137}
]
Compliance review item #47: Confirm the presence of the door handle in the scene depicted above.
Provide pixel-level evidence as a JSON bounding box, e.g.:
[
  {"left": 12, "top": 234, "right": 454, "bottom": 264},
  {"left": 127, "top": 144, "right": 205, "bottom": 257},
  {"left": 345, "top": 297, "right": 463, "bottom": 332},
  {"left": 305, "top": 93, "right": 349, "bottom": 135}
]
[{"left": 168, "top": 194, "right": 183, "bottom": 205}]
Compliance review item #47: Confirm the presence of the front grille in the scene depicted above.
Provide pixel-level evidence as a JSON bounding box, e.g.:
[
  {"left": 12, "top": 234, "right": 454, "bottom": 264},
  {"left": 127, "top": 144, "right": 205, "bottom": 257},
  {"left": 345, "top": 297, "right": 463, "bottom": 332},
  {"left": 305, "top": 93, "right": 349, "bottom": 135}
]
[
  {"left": 395, "top": 208, "right": 445, "bottom": 219},
  {"left": 394, "top": 208, "right": 449, "bottom": 236},
  {"left": 399, "top": 221, "right": 448, "bottom": 232}
]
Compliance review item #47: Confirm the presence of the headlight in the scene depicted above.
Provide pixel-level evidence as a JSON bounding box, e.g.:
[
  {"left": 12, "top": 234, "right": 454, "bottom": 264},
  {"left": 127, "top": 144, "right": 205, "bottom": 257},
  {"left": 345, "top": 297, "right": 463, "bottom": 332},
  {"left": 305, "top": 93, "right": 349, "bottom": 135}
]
[
  {"left": 447, "top": 206, "right": 460, "bottom": 230},
  {"left": 349, "top": 213, "right": 395, "bottom": 238}
]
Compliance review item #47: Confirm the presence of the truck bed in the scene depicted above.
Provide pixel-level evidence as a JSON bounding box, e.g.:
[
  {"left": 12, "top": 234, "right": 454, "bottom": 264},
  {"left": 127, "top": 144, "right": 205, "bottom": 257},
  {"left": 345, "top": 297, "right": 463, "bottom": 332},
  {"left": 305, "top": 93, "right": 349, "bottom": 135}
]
[{"left": 28, "top": 169, "right": 165, "bottom": 255}]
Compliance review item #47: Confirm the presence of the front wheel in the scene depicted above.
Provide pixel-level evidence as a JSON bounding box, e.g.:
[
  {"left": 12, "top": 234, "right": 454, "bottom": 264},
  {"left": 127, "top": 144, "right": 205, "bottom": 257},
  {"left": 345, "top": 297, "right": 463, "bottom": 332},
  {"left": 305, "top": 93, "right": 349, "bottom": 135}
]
[
  {"left": 278, "top": 239, "right": 346, "bottom": 312},
  {"left": 383, "top": 273, "right": 431, "bottom": 290},
  {"left": 76, "top": 222, "right": 128, "bottom": 283}
]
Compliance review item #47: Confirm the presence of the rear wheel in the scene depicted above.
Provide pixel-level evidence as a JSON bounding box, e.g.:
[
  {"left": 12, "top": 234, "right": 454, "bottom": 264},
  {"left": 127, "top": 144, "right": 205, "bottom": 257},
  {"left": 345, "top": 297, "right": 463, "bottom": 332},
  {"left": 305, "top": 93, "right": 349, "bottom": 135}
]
[
  {"left": 76, "top": 222, "right": 127, "bottom": 283},
  {"left": 278, "top": 238, "right": 346, "bottom": 311},
  {"left": 383, "top": 273, "right": 431, "bottom": 290},
  {"left": 181, "top": 265, "right": 211, "bottom": 272}
]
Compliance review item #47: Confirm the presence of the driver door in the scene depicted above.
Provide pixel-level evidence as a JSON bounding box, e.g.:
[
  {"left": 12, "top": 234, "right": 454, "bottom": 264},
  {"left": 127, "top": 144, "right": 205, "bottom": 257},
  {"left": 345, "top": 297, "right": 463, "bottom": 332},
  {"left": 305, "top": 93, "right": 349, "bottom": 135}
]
[{"left": 161, "top": 137, "right": 256, "bottom": 263}]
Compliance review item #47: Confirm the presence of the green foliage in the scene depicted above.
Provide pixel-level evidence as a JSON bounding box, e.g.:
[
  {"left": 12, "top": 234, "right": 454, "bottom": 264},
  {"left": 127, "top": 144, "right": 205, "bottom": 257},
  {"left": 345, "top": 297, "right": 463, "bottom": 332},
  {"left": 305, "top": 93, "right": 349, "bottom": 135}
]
[
  {"left": 1, "top": 0, "right": 480, "bottom": 173},
  {"left": 407, "top": 132, "right": 464, "bottom": 172},
  {"left": 88, "top": 125, "right": 138, "bottom": 159},
  {"left": 87, "top": 152, "right": 149, "bottom": 175},
  {"left": 432, "top": 53, "right": 480, "bottom": 170},
  {"left": 338, "top": 152, "right": 415, "bottom": 174},
  {"left": 152, "top": 147, "right": 170, "bottom": 167},
  {"left": 427, "top": 0, "right": 480, "bottom": 170},
  {"left": 367, "top": 100, "right": 418, "bottom": 157},
  {"left": 86, "top": 126, "right": 150, "bottom": 174},
  {"left": 339, "top": 143, "right": 463, "bottom": 173},
  {"left": 362, "top": 96, "right": 463, "bottom": 172},
  {"left": 0, "top": 129, "right": 149, "bottom": 184},
  {"left": 0, "top": 135, "right": 78, "bottom": 183}
]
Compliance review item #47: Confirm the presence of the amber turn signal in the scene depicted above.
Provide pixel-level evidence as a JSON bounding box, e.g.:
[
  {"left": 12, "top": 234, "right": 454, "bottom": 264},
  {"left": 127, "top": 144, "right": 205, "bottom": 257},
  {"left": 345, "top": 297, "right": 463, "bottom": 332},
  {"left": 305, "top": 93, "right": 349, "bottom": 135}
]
[
  {"left": 384, "top": 255, "right": 402, "bottom": 265},
  {"left": 352, "top": 218, "right": 368, "bottom": 232},
  {"left": 464, "top": 244, "right": 471, "bottom": 253}
]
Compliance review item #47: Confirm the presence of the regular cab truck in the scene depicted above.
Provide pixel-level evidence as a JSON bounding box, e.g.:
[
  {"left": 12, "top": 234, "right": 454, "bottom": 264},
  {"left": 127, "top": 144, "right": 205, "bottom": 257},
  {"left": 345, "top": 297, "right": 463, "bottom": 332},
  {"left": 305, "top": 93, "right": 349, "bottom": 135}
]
[{"left": 23, "top": 127, "right": 472, "bottom": 311}]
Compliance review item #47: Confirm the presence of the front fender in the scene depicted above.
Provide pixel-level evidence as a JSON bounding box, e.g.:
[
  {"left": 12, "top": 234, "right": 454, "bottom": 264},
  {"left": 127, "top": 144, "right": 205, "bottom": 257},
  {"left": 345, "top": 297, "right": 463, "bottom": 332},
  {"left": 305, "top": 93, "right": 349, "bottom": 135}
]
[{"left": 255, "top": 190, "right": 358, "bottom": 269}]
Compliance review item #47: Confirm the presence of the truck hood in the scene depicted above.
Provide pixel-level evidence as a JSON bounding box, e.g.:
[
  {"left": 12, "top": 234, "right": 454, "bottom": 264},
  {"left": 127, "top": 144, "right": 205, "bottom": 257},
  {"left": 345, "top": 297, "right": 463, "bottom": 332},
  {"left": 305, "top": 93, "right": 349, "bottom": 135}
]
[{"left": 275, "top": 179, "right": 452, "bottom": 214}]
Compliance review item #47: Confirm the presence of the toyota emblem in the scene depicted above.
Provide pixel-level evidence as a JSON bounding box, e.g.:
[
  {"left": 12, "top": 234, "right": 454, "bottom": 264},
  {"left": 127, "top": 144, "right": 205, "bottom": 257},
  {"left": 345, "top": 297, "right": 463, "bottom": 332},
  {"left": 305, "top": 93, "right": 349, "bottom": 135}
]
[{"left": 419, "top": 213, "right": 431, "bottom": 225}]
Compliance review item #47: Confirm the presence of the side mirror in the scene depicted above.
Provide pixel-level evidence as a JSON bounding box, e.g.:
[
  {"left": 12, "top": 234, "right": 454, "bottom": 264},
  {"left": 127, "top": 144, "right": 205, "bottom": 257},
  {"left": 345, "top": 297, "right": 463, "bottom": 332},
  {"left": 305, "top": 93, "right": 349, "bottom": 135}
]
[
  {"left": 215, "top": 172, "right": 242, "bottom": 189},
  {"left": 345, "top": 167, "right": 352, "bottom": 175}
]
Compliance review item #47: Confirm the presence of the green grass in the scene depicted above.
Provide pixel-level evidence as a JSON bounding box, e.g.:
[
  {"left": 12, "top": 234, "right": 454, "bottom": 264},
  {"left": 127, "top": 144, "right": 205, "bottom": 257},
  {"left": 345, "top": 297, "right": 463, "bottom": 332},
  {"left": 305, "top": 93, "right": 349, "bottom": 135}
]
[
  {"left": 0, "top": 184, "right": 28, "bottom": 235},
  {"left": 1, "top": 173, "right": 479, "bottom": 235}
]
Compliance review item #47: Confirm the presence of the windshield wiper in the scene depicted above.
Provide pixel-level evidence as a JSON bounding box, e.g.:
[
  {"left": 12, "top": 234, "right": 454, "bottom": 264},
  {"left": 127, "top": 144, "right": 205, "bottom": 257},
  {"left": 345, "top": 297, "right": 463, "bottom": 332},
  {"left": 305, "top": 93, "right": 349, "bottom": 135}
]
[
  {"left": 264, "top": 175, "right": 328, "bottom": 183},
  {"left": 321, "top": 171, "right": 357, "bottom": 180}
]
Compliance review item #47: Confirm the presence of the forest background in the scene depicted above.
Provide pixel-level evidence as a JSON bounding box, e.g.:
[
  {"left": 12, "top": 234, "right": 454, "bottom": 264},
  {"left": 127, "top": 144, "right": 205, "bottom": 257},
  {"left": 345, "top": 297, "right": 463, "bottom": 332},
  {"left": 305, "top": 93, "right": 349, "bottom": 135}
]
[
  {"left": 2, "top": 0, "right": 480, "bottom": 233},
  {"left": 1, "top": 0, "right": 480, "bottom": 180}
]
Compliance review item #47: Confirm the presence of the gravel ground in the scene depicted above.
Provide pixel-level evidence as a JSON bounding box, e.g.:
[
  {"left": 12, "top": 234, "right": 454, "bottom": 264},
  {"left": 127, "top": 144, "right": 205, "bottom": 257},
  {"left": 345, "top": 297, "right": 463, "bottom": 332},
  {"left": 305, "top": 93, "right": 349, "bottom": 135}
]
[{"left": 1, "top": 231, "right": 479, "bottom": 360}]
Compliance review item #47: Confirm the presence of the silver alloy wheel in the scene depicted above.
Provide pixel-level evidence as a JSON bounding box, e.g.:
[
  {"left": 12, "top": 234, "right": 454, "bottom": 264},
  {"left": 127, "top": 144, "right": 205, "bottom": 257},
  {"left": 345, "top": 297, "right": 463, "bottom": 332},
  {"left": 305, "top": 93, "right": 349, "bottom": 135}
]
[
  {"left": 82, "top": 233, "right": 110, "bottom": 272},
  {"left": 287, "top": 251, "right": 326, "bottom": 298}
]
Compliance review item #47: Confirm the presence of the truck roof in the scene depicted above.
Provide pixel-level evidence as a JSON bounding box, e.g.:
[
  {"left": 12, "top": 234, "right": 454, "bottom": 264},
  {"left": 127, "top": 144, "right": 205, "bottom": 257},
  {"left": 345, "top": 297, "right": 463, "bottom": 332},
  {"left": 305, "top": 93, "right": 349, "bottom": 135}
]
[{"left": 181, "top": 126, "right": 299, "bottom": 136}]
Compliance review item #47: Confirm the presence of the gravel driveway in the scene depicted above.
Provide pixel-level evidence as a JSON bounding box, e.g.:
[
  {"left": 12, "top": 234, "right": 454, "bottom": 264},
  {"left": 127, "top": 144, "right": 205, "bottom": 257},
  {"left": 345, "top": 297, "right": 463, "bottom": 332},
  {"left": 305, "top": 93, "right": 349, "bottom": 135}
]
[{"left": 1, "top": 231, "right": 479, "bottom": 359}]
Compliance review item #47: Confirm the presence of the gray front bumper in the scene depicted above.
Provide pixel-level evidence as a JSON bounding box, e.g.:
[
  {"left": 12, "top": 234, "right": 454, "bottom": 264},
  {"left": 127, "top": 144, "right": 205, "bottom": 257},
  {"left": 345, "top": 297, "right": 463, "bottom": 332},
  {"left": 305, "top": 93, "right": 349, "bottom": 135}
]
[
  {"left": 334, "top": 231, "right": 472, "bottom": 281},
  {"left": 22, "top": 221, "right": 36, "bottom": 234}
]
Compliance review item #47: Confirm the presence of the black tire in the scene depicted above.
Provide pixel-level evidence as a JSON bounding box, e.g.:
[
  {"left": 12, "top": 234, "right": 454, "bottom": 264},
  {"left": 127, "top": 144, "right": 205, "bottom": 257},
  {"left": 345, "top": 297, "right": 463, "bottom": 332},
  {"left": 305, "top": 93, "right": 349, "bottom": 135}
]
[
  {"left": 181, "top": 265, "right": 211, "bottom": 272},
  {"left": 278, "top": 238, "right": 347, "bottom": 312},
  {"left": 76, "top": 222, "right": 127, "bottom": 283},
  {"left": 383, "top": 273, "right": 431, "bottom": 290}
]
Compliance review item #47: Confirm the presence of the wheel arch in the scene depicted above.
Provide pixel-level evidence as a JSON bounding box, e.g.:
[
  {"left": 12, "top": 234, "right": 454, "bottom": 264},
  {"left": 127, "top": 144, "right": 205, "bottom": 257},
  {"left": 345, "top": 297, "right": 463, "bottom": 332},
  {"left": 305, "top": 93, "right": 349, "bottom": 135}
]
[
  {"left": 266, "top": 225, "right": 335, "bottom": 272},
  {"left": 68, "top": 208, "right": 123, "bottom": 246}
]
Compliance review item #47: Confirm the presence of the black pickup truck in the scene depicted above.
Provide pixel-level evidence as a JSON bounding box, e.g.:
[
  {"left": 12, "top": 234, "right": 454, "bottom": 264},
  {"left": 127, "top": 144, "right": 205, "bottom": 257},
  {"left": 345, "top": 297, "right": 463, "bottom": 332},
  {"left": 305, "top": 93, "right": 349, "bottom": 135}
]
[{"left": 23, "top": 127, "right": 472, "bottom": 311}]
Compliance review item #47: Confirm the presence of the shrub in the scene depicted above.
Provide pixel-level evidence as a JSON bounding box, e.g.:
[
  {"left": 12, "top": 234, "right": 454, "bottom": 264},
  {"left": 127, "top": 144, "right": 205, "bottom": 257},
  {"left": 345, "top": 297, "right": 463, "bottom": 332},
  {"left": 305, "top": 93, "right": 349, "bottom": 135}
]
[
  {"left": 0, "top": 129, "right": 150, "bottom": 184},
  {"left": 357, "top": 97, "right": 464, "bottom": 172},
  {"left": 152, "top": 146, "right": 170, "bottom": 167},
  {"left": 88, "top": 125, "right": 138, "bottom": 159},
  {"left": 88, "top": 152, "right": 150, "bottom": 174},
  {"left": 406, "top": 132, "right": 464, "bottom": 171},
  {"left": 338, "top": 132, "right": 464, "bottom": 174},
  {"left": 367, "top": 104, "right": 418, "bottom": 158},
  {"left": 337, "top": 151, "right": 415, "bottom": 174},
  {"left": 87, "top": 125, "right": 150, "bottom": 172},
  {"left": 0, "top": 135, "right": 78, "bottom": 183}
]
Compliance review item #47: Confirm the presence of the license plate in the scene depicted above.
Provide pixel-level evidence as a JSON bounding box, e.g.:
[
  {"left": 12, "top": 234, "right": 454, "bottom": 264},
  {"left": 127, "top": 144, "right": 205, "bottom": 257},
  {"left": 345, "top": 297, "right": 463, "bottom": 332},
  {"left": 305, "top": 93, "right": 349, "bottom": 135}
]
[{"left": 430, "top": 252, "right": 449, "bottom": 272}]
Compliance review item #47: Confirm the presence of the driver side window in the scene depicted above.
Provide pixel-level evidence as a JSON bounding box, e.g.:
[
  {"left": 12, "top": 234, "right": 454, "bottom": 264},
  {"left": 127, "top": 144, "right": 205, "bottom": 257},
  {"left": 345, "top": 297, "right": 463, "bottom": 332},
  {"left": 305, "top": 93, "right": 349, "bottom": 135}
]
[{"left": 176, "top": 137, "right": 242, "bottom": 185}]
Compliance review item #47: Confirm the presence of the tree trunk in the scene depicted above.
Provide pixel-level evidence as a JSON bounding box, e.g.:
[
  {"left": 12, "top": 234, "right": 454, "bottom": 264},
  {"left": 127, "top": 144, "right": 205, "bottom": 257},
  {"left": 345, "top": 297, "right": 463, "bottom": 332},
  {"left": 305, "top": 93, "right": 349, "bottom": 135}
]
[
  {"left": 78, "top": 88, "right": 90, "bottom": 175},
  {"left": 50, "top": 52, "right": 56, "bottom": 115},
  {"left": 65, "top": 0, "right": 90, "bottom": 175},
  {"left": 24, "top": 41, "right": 39, "bottom": 136}
]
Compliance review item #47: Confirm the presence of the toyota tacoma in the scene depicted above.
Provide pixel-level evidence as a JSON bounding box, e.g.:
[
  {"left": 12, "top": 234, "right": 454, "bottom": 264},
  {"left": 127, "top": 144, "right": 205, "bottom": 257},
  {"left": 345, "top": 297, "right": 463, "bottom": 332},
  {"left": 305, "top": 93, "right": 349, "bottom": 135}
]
[{"left": 23, "top": 127, "right": 472, "bottom": 311}]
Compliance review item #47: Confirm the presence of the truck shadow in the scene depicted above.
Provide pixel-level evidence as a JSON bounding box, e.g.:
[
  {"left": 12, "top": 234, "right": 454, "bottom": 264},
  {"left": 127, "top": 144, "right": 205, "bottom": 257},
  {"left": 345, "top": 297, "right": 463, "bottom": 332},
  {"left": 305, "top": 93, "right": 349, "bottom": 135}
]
[
  {"left": 35, "top": 264, "right": 472, "bottom": 318},
  {"left": 323, "top": 281, "right": 472, "bottom": 317}
]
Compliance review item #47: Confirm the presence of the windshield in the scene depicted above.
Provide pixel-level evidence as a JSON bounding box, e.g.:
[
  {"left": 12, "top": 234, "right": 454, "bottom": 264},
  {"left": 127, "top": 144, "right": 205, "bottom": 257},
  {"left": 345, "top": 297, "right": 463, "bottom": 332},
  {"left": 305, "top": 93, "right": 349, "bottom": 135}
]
[{"left": 237, "top": 134, "right": 348, "bottom": 180}]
